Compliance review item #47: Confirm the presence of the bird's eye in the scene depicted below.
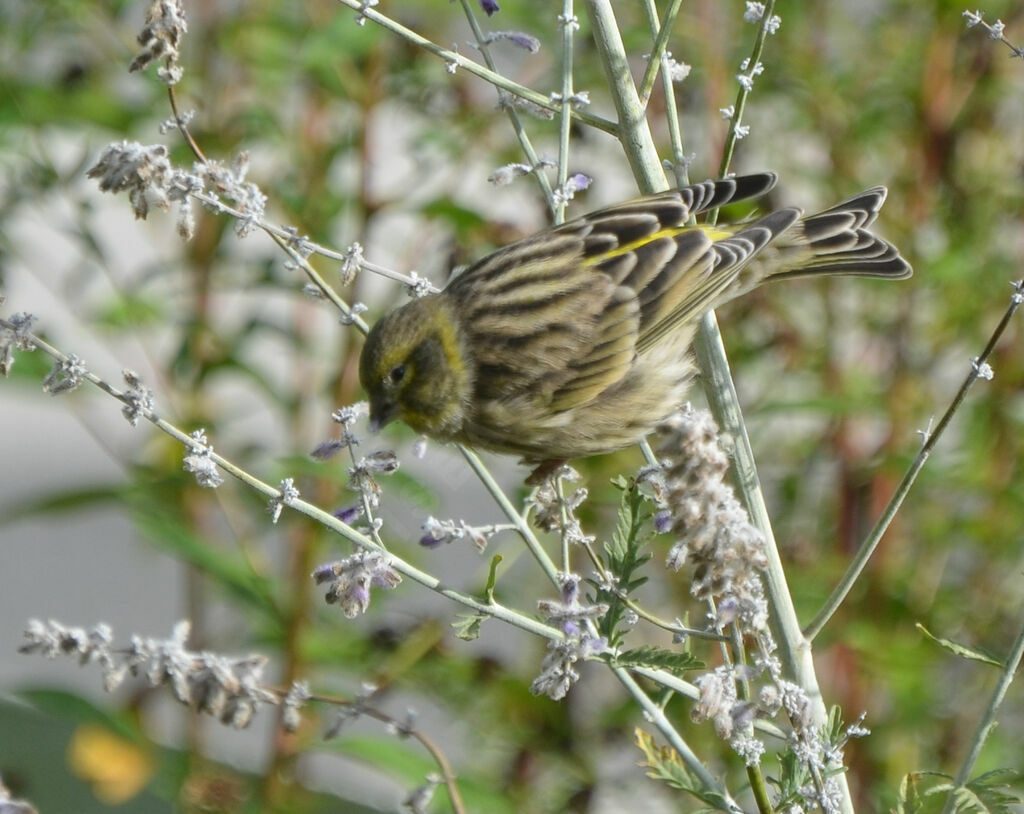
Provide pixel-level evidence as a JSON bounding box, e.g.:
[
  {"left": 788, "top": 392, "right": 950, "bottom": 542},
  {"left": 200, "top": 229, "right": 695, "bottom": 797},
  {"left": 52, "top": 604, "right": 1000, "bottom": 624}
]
[{"left": 387, "top": 364, "right": 407, "bottom": 385}]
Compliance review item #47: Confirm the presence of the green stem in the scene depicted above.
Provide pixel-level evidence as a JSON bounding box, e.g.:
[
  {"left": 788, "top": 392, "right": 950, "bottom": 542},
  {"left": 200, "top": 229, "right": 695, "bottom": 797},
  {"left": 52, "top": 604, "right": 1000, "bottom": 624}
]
[
  {"left": 637, "top": 0, "right": 684, "bottom": 107},
  {"left": 940, "top": 605, "right": 1024, "bottom": 814},
  {"left": 458, "top": 447, "right": 562, "bottom": 585},
  {"left": 9, "top": 322, "right": 567, "bottom": 642},
  {"left": 639, "top": 0, "right": 689, "bottom": 189},
  {"left": 612, "top": 666, "right": 745, "bottom": 814},
  {"left": 805, "top": 282, "right": 1024, "bottom": 641},
  {"left": 714, "top": 0, "right": 776, "bottom": 182},
  {"left": 695, "top": 0, "right": 811, "bottom": 725}
]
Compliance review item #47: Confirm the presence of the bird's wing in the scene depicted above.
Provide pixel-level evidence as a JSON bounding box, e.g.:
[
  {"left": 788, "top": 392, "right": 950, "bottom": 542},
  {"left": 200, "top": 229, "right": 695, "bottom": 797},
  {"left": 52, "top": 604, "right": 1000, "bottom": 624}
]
[
  {"left": 447, "top": 174, "right": 784, "bottom": 410},
  {"left": 572, "top": 174, "right": 798, "bottom": 355}
]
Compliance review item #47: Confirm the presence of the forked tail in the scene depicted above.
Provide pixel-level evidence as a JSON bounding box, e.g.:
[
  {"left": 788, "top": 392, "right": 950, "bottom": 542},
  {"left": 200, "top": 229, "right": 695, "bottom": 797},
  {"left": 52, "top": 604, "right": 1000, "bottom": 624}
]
[{"left": 769, "top": 187, "right": 912, "bottom": 280}]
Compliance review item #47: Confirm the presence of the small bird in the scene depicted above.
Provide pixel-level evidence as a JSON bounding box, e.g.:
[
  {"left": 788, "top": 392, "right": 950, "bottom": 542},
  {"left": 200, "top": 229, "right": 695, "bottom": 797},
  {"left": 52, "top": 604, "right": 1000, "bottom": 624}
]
[{"left": 359, "top": 173, "right": 910, "bottom": 476}]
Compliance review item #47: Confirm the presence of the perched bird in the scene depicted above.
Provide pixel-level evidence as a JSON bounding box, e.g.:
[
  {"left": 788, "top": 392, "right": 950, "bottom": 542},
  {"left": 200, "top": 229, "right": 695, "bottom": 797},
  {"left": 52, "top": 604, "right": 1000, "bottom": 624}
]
[{"left": 359, "top": 173, "right": 911, "bottom": 476}]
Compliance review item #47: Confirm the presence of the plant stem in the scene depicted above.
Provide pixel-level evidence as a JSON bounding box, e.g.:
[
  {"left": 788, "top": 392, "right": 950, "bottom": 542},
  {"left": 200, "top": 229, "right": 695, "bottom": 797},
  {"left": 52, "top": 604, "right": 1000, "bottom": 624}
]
[
  {"left": 457, "top": 0, "right": 557, "bottom": 216},
  {"left": 555, "top": 0, "right": 576, "bottom": 225},
  {"left": 333, "top": 0, "right": 618, "bottom": 135},
  {"left": 637, "top": 0, "right": 684, "bottom": 107},
  {"left": 639, "top": 0, "right": 689, "bottom": 188},
  {"left": 583, "top": 0, "right": 667, "bottom": 194},
  {"left": 805, "top": 281, "right": 1024, "bottom": 641},
  {"left": 457, "top": 447, "right": 561, "bottom": 585},
  {"left": 612, "top": 666, "right": 745, "bottom": 814},
  {"left": 940, "top": 606, "right": 1024, "bottom": 814},
  {"left": 713, "top": 0, "right": 776, "bottom": 182}
]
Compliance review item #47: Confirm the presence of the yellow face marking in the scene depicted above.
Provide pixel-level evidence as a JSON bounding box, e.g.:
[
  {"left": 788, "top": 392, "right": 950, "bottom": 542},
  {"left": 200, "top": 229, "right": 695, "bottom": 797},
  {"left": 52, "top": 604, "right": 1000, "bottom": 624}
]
[
  {"left": 432, "top": 301, "right": 468, "bottom": 385},
  {"left": 583, "top": 224, "right": 735, "bottom": 265}
]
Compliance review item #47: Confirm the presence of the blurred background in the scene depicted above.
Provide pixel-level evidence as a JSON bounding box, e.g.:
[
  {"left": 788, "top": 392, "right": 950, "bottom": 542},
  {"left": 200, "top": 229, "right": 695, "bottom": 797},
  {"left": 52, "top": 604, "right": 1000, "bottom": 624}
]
[{"left": 2, "top": 0, "right": 1024, "bottom": 811}]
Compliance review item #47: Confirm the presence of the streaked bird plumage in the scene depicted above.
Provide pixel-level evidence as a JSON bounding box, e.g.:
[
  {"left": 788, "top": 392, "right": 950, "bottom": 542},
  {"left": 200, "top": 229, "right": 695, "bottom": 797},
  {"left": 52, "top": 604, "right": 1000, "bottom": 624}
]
[{"left": 359, "top": 173, "right": 911, "bottom": 465}]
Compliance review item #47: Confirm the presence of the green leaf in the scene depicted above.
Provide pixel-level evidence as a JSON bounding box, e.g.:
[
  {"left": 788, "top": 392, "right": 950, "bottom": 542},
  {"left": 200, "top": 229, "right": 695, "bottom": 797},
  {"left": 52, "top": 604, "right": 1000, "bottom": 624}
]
[
  {"left": 768, "top": 749, "right": 817, "bottom": 809},
  {"left": 612, "top": 646, "right": 702, "bottom": 675},
  {"left": 452, "top": 613, "right": 487, "bottom": 642},
  {"left": 956, "top": 769, "right": 1023, "bottom": 813},
  {"left": 94, "top": 293, "right": 165, "bottom": 330},
  {"left": 484, "top": 554, "right": 502, "bottom": 602},
  {"left": 916, "top": 624, "right": 1003, "bottom": 668},
  {"left": 1, "top": 483, "right": 131, "bottom": 525},
  {"left": 633, "top": 729, "right": 732, "bottom": 811},
  {"left": 594, "top": 479, "right": 653, "bottom": 646}
]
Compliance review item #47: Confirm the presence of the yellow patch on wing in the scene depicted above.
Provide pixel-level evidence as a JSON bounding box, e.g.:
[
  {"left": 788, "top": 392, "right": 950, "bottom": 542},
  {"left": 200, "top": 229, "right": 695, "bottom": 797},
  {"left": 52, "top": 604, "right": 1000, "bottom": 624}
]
[{"left": 583, "top": 224, "right": 734, "bottom": 265}]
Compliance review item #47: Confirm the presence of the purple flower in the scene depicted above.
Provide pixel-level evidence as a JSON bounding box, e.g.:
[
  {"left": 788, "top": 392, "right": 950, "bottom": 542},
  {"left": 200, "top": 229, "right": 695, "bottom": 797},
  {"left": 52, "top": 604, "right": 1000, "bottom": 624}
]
[
  {"left": 311, "top": 439, "right": 345, "bottom": 461},
  {"left": 332, "top": 504, "right": 363, "bottom": 525},
  {"left": 312, "top": 551, "right": 401, "bottom": 618}
]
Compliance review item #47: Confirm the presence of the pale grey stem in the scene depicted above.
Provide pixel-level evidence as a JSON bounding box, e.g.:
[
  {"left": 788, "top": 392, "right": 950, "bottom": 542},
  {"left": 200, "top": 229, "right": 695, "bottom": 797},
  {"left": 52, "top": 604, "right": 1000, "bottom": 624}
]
[
  {"left": 637, "top": 0, "right": 684, "bottom": 106},
  {"left": 583, "top": 0, "right": 667, "bottom": 194},
  {"left": 457, "top": 0, "right": 557, "bottom": 215},
  {"left": 332, "top": 0, "right": 618, "bottom": 135},
  {"left": 555, "top": 0, "right": 576, "bottom": 225}
]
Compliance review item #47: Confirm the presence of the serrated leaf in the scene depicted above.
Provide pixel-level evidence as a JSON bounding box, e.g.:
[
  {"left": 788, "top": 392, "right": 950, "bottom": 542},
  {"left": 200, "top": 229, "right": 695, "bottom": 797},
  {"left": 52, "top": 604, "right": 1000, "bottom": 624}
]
[
  {"left": 894, "top": 772, "right": 923, "bottom": 814},
  {"left": 955, "top": 769, "right": 1023, "bottom": 813},
  {"left": 613, "top": 646, "right": 702, "bottom": 674},
  {"left": 609, "top": 474, "right": 630, "bottom": 491},
  {"left": 596, "top": 480, "right": 654, "bottom": 645},
  {"left": 891, "top": 772, "right": 959, "bottom": 814},
  {"left": 768, "top": 748, "right": 816, "bottom": 808},
  {"left": 917, "top": 624, "right": 1002, "bottom": 667},
  {"left": 633, "top": 729, "right": 732, "bottom": 811}
]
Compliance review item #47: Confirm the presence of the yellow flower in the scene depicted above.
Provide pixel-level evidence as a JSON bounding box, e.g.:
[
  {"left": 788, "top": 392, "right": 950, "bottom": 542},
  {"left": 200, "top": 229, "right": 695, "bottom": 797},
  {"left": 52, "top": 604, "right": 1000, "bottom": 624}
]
[
  {"left": 359, "top": 173, "right": 910, "bottom": 472},
  {"left": 68, "top": 724, "right": 154, "bottom": 804}
]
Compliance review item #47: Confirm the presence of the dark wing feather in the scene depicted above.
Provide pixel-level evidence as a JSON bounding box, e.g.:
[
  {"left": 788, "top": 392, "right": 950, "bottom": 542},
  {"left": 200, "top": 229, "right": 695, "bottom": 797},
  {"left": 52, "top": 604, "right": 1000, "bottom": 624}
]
[
  {"left": 768, "top": 186, "right": 912, "bottom": 279},
  {"left": 632, "top": 207, "right": 802, "bottom": 353},
  {"left": 445, "top": 174, "right": 781, "bottom": 411}
]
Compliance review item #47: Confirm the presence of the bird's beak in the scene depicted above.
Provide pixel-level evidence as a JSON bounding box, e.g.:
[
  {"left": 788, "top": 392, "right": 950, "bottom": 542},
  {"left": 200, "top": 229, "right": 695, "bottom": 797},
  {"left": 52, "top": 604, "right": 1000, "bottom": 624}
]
[{"left": 368, "top": 399, "right": 396, "bottom": 433}]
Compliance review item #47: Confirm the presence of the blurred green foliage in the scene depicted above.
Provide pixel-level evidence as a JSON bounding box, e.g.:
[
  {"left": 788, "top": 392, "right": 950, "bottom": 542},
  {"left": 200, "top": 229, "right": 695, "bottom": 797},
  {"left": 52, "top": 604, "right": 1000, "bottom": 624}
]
[{"left": 2, "top": 0, "right": 1024, "bottom": 812}]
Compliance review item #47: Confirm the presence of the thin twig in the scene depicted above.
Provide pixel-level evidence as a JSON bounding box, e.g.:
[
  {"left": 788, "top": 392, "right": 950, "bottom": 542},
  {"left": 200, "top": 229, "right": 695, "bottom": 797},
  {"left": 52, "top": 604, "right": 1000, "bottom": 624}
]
[
  {"left": 713, "top": 0, "right": 777, "bottom": 183},
  {"left": 805, "top": 280, "right": 1024, "bottom": 641},
  {"left": 0, "top": 320, "right": 568, "bottom": 642},
  {"left": 167, "top": 86, "right": 206, "bottom": 162},
  {"left": 613, "top": 667, "right": 745, "bottom": 814},
  {"left": 457, "top": 446, "right": 561, "bottom": 584},
  {"left": 332, "top": 0, "right": 618, "bottom": 135},
  {"left": 555, "top": 0, "right": 576, "bottom": 225},
  {"left": 306, "top": 690, "right": 467, "bottom": 814},
  {"left": 457, "top": 0, "right": 557, "bottom": 215},
  {"left": 939, "top": 603, "right": 1024, "bottom": 814},
  {"left": 637, "top": 0, "right": 683, "bottom": 107},
  {"left": 583, "top": 0, "right": 667, "bottom": 193}
]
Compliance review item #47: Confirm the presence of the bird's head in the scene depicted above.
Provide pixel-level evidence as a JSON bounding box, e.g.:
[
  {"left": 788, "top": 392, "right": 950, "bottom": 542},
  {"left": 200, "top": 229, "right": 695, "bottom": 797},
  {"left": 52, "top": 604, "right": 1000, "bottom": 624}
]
[{"left": 359, "top": 296, "right": 472, "bottom": 440}]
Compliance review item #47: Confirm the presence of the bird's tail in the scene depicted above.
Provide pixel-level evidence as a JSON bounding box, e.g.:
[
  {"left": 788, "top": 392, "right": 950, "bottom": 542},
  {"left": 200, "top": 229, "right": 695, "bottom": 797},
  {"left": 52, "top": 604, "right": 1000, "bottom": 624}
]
[{"left": 766, "top": 186, "right": 912, "bottom": 280}]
